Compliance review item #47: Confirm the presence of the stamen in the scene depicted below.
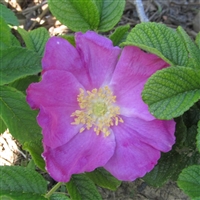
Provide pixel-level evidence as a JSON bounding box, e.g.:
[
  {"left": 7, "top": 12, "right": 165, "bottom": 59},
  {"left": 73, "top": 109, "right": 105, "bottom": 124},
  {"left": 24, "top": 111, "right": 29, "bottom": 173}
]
[{"left": 71, "top": 86, "right": 123, "bottom": 137}]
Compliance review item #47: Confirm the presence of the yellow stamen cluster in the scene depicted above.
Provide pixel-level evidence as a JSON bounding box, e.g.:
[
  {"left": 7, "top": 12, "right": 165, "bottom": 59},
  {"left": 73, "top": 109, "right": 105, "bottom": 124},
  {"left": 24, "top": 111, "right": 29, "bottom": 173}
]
[{"left": 71, "top": 86, "right": 123, "bottom": 137}]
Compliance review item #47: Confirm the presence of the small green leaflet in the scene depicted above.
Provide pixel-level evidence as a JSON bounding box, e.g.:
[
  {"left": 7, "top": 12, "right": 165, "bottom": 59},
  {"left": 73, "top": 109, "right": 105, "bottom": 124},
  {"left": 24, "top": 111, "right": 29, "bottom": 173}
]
[
  {"left": 0, "top": 117, "right": 7, "bottom": 133},
  {"left": 86, "top": 168, "right": 121, "bottom": 191},
  {"left": 0, "top": 4, "right": 19, "bottom": 26},
  {"left": 122, "top": 22, "right": 188, "bottom": 66},
  {"left": 0, "top": 17, "right": 11, "bottom": 49},
  {"left": 0, "top": 166, "right": 47, "bottom": 199},
  {"left": 23, "top": 138, "right": 46, "bottom": 171},
  {"left": 50, "top": 193, "right": 71, "bottom": 200},
  {"left": 110, "top": 25, "right": 130, "bottom": 46},
  {"left": 0, "top": 47, "right": 41, "bottom": 85},
  {"left": 48, "top": 0, "right": 125, "bottom": 32},
  {"left": 0, "top": 86, "right": 41, "bottom": 145},
  {"left": 66, "top": 174, "right": 102, "bottom": 200},
  {"left": 177, "top": 165, "right": 200, "bottom": 199},
  {"left": 18, "top": 27, "right": 49, "bottom": 56},
  {"left": 142, "top": 66, "right": 200, "bottom": 119},
  {"left": 197, "top": 121, "right": 200, "bottom": 153},
  {"left": 9, "top": 75, "right": 40, "bottom": 94},
  {"left": 196, "top": 32, "right": 200, "bottom": 49}
]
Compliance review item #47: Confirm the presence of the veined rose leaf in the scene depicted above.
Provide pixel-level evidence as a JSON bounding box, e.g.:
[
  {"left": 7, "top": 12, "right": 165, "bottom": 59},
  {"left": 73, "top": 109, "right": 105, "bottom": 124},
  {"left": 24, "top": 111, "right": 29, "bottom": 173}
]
[
  {"left": 196, "top": 32, "right": 200, "bottom": 49},
  {"left": 123, "top": 22, "right": 188, "bottom": 66},
  {"left": 0, "top": 4, "right": 19, "bottom": 26},
  {"left": 0, "top": 166, "right": 47, "bottom": 199},
  {"left": 0, "top": 86, "right": 41, "bottom": 145},
  {"left": 142, "top": 66, "right": 200, "bottom": 119},
  {"left": 18, "top": 27, "right": 49, "bottom": 56},
  {"left": 48, "top": 0, "right": 125, "bottom": 32},
  {"left": 177, "top": 26, "right": 200, "bottom": 68},
  {"left": 177, "top": 165, "right": 200, "bottom": 199},
  {"left": 110, "top": 24, "right": 130, "bottom": 46},
  {"left": 143, "top": 151, "right": 182, "bottom": 187},
  {"left": 0, "top": 47, "right": 41, "bottom": 85},
  {"left": 97, "top": 0, "right": 125, "bottom": 32},
  {"left": 66, "top": 174, "right": 102, "bottom": 200},
  {"left": 86, "top": 168, "right": 121, "bottom": 191},
  {"left": 48, "top": 0, "right": 100, "bottom": 32}
]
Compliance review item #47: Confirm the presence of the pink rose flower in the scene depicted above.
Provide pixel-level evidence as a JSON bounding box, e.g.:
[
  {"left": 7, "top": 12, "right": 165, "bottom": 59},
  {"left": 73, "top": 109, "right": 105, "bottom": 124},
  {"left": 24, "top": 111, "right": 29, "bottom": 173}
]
[{"left": 26, "top": 31, "right": 175, "bottom": 182}]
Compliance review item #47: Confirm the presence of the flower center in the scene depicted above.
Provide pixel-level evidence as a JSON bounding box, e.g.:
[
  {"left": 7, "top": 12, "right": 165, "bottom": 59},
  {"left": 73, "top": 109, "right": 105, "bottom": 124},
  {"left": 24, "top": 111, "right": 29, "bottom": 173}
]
[{"left": 71, "top": 86, "right": 123, "bottom": 137}]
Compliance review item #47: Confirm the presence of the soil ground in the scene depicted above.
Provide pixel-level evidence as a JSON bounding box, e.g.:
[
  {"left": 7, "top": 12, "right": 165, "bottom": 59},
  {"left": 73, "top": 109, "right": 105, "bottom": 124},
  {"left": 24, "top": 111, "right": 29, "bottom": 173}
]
[{"left": 1, "top": 0, "right": 200, "bottom": 199}]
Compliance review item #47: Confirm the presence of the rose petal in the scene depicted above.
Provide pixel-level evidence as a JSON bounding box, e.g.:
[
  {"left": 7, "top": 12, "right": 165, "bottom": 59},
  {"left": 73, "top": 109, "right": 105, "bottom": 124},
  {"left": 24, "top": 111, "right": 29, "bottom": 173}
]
[
  {"left": 42, "top": 37, "right": 90, "bottom": 88},
  {"left": 75, "top": 31, "right": 121, "bottom": 89},
  {"left": 26, "top": 70, "right": 82, "bottom": 109},
  {"left": 110, "top": 46, "right": 169, "bottom": 121},
  {"left": 26, "top": 70, "right": 84, "bottom": 148},
  {"left": 43, "top": 130, "right": 116, "bottom": 182},
  {"left": 104, "top": 123, "right": 161, "bottom": 181},
  {"left": 37, "top": 106, "right": 82, "bottom": 149},
  {"left": 117, "top": 116, "right": 175, "bottom": 152}
]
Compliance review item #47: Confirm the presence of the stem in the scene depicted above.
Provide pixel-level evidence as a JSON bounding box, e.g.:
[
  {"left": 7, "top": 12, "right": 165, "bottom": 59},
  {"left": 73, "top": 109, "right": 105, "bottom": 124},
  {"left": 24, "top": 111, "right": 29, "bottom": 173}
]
[
  {"left": 44, "top": 182, "right": 63, "bottom": 199},
  {"left": 130, "top": 0, "right": 149, "bottom": 22}
]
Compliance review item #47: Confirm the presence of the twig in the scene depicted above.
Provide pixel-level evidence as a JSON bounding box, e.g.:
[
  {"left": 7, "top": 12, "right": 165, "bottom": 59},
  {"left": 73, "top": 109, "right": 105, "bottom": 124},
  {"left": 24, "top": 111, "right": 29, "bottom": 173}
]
[
  {"left": 22, "top": 0, "right": 47, "bottom": 16},
  {"left": 129, "top": 0, "right": 149, "bottom": 22}
]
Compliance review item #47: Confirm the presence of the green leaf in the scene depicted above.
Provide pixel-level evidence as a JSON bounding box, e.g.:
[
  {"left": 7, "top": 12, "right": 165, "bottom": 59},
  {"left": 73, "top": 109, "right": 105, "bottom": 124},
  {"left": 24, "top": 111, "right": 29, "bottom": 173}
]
[
  {"left": 66, "top": 174, "right": 102, "bottom": 200},
  {"left": 48, "top": 0, "right": 100, "bottom": 32},
  {"left": 48, "top": 0, "right": 125, "bottom": 32},
  {"left": 0, "top": 116, "right": 7, "bottom": 133},
  {"left": 18, "top": 27, "right": 49, "bottom": 56},
  {"left": 0, "top": 166, "right": 47, "bottom": 199},
  {"left": 0, "top": 4, "right": 19, "bottom": 26},
  {"left": 177, "top": 165, "right": 200, "bottom": 198},
  {"left": 23, "top": 138, "right": 45, "bottom": 171},
  {"left": 173, "top": 117, "right": 187, "bottom": 148},
  {"left": 86, "top": 168, "right": 121, "bottom": 191},
  {"left": 9, "top": 75, "right": 40, "bottom": 94},
  {"left": 0, "top": 86, "right": 41, "bottom": 145},
  {"left": 177, "top": 26, "right": 200, "bottom": 68},
  {"left": 142, "top": 66, "right": 200, "bottom": 119},
  {"left": 97, "top": 0, "right": 125, "bottom": 32},
  {"left": 123, "top": 22, "right": 188, "bottom": 66},
  {"left": 197, "top": 121, "right": 200, "bottom": 153},
  {"left": 0, "top": 47, "right": 41, "bottom": 85},
  {"left": 50, "top": 193, "right": 71, "bottom": 200},
  {"left": 109, "top": 24, "right": 130, "bottom": 46},
  {"left": 195, "top": 32, "right": 200, "bottom": 49},
  {"left": 61, "top": 35, "right": 75, "bottom": 46},
  {"left": 0, "top": 17, "right": 12, "bottom": 49},
  {"left": 0, "top": 192, "right": 46, "bottom": 200},
  {"left": 143, "top": 151, "right": 183, "bottom": 187}
]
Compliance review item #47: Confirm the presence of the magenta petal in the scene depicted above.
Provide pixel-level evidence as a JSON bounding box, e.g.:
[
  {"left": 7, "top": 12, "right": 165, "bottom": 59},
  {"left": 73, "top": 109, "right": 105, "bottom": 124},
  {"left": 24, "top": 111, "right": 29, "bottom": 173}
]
[
  {"left": 119, "top": 116, "right": 175, "bottom": 152},
  {"left": 26, "top": 71, "right": 83, "bottom": 148},
  {"left": 43, "top": 130, "right": 116, "bottom": 182},
  {"left": 75, "top": 31, "right": 121, "bottom": 89},
  {"left": 42, "top": 37, "right": 90, "bottom": 88},
  {"left": 110, "top": 46, "right": 169, "bottom": 121},
  {"left": 37, "top": 106, "right": 81, "bottom": 149},
  {"left": 26, "top": 70, "right": 82, "bottom": 109},
  {"left": 104, "top": 124, "right": 161, "bottom": 181}
]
